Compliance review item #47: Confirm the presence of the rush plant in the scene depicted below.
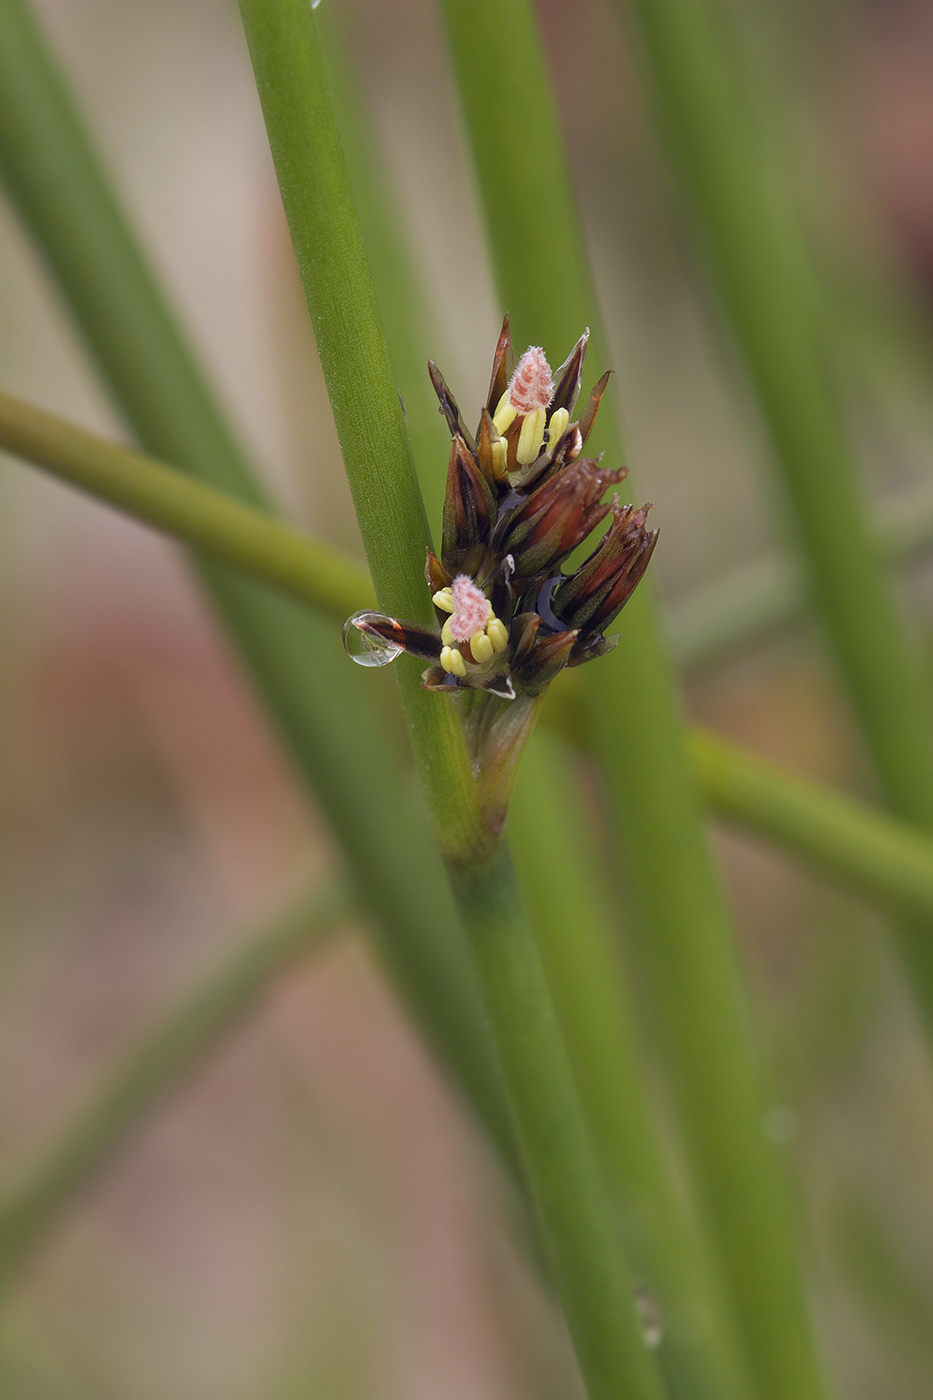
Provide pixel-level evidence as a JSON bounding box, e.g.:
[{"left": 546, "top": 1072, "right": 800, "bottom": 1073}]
[{"left": 1, "top": 0, "right": 932, "bottom": 1397}]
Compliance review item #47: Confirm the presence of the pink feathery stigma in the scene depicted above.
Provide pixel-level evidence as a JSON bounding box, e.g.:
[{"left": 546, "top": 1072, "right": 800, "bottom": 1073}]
[
  {"left": 507, "top": 346, "right": 554, "bottom": 415},
  {"left": 449, "top": 575, "right": 492, "bottom": 642}
]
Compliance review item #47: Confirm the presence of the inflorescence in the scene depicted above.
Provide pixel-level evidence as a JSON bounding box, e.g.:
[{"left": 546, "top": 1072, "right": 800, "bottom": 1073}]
[{"left": 344, "top": 317, "right": 658, "bottom": 703}]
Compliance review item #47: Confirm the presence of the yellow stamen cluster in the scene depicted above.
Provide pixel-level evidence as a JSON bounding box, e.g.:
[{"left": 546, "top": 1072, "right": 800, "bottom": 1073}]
[{"left": 432, "top": 587, "right": 510, "bottom": 676}]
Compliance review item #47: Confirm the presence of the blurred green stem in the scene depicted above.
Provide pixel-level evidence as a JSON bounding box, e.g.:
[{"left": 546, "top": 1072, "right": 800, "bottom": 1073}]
[
  {"left": 510, "top": 733, "right": 744, "bottom": 1399},
  {"left": 0, "top": 883, "right": 347, "bottom": 1289},
  {"left": 670, "top": 480, "right": 933, "bottom": 672},
  {"left": 5, "top": 391, "right": 933, "bottom": 925},
  {"left": 453, "top": 840, "right": 666, "bottom": 1400},
  {"left": 619, "top": 0, "right": 933, "bottom": 1012},
  {"left": 691, "top": 730, "right": 933, "bottom": 921},
  {"left": 0, "top": 389, "right": 375, "bottom": 615}
]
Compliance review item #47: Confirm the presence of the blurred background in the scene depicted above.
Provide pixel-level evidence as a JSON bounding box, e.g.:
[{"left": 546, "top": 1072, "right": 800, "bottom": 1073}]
[{"left": 2, "top": 0, "right": 933, "bottom": 1395}]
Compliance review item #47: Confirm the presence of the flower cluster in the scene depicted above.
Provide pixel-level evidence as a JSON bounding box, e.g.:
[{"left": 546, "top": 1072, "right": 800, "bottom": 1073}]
[{"left": 344, "top": 317, "right": 657, "bottom": 704}]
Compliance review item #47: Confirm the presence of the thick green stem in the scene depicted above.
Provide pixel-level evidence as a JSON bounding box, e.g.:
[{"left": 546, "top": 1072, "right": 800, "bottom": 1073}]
[
  {"left": 0, "top": 884, "right": 346, "bottom": 1289},
  {"left": 315, "top": 3, "right": 452, "bottom": 527}
]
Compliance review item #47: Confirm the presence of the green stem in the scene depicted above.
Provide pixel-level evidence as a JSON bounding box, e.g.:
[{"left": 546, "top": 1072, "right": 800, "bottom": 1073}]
[
  {"left": 238, "top": 0, "right": 482, "bottom": 862},
  {"left": 436, "top": 0, "right": 828, "bottom": 1395},
  {"left": 620, "top": 0, "right": 933, "bottom": 1006},
  {"left": 452, "top": 842, "right": 665, "bottom": 1400},
  {"left": 0, "top": 390, "right": 375, "bottom": 617},
  {"left": 0, "top": 884, "right": 346, "bottom": 1289},
  {"left": 0, "top": 0, "right": 508, "bottom": 1166},
  {"left": 315, "top": 3, "right": 452, "bottom": 527},
  {"left": 510, "top": 734, "right": 744, "bottom": 1400},
  {"left": 691, "top": 729, "right": 933, "bottom": 921}
]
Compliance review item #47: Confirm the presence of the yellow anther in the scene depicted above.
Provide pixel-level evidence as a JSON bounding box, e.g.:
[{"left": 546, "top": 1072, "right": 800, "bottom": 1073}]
[
  {"left": 471, "top": 630, "right": 494, "bottom": 665},
  {"left": 432, "top": 587, "right": 454, "bottom": 612},
  {"left": 492, "top": 390, "right": 518, "bottom": 436},
  {"left": 490, "top": 438, "right": 508, "bottom": 480},
  {"left": 547, "top": 407, "right": 570, "bottom": 451},
  {"left": 441, "top": 645, "right": 466, "bottom": 677},
  {"left": 487, "top": 617, "right": 509, "bottom": 654},
  {"left": 441, "top": 618, "right": 455, "bottom": 647},
  {"left": 516, "top": 406, "right": 547, "bottom": 466}
]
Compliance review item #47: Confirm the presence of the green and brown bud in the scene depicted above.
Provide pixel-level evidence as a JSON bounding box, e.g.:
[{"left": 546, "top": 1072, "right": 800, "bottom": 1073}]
[
  {"left": 494, "top": 458, "right": 627, "bottom": 587},
  {"left": 552, "top": 501, "right": 658, "bottom": 645}
]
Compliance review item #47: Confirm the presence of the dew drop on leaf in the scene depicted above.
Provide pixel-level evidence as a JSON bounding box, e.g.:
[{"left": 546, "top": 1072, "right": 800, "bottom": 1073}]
[{"left": 343, "top": 611, "right": 403, "bottom": 667}]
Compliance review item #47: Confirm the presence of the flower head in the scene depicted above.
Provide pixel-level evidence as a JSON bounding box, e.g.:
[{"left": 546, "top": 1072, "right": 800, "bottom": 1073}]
[{"left": 344, "top": 316, "right": 657, "bottom": 702}]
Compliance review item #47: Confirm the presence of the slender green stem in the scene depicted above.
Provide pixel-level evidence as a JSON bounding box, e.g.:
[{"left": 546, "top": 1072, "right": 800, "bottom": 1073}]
[
  {"left": 436, "top": 1, "right": 828, "bottom": 1395},
  {"left": 691, "top": 729, "right": 933, "bottom": 922},
  {"left": 0, "top": 0, "right": 509, "bottom": 1165},
  {"left": 315, "top": 4, "right": 452, "bottom": 527},
  {"left": 0, "top": 390, "right": 375, "bottom": 616},
  {"left": 0, "top": 884, "right": 346, "bottom": 1289},
  {"left": 452, "top": 843, "right": 665, "bottom": 1400},
  {"left": 509, "top": 733, "right": 744, "bottom": 1400},
  {"left": 589, "top": 639, "right": 826, "bottom": 1400},
  {"left": 238, "top": 0, "right": 482, "bottom": 862},
  {"left": 619, "top": 0, "right": 933, "bottom": 1010}
]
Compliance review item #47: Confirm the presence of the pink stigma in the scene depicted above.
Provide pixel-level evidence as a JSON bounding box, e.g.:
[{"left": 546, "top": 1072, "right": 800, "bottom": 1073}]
[
  {"left": 449, "top": 575, "right": 492, "bottom": 642},
  {"left": 507, "top": 346, "right": 554, "bottom": 415}
]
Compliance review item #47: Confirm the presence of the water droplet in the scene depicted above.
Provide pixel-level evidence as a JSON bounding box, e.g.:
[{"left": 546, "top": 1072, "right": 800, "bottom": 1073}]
[
  {"left": 343, "top": 611, "right": 403, "bottom": 667},
  {"left": 634, "top": 1285, "right": 663, "bottom": 1350},
  {"left": 310, "top": 0, "right": 322, "bottom": 9}
]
